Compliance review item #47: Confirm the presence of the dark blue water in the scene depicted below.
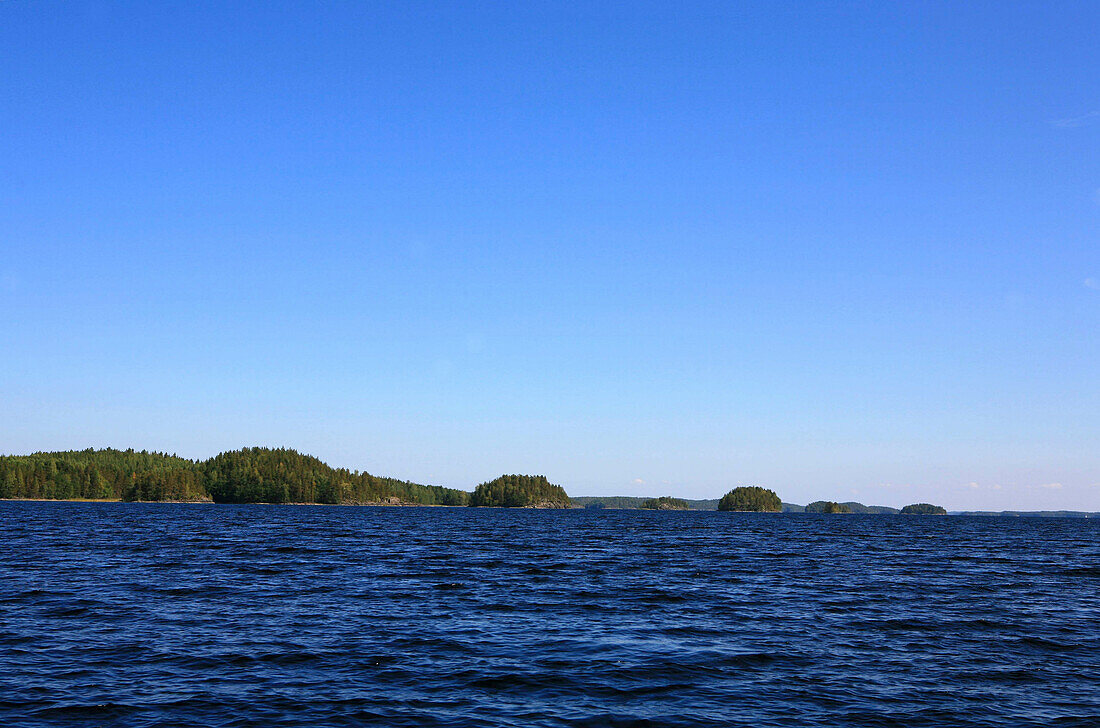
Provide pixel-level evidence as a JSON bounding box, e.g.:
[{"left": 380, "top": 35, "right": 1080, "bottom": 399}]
[{"left": 2, "top": 503, "right": 1098, "bottom": 727}]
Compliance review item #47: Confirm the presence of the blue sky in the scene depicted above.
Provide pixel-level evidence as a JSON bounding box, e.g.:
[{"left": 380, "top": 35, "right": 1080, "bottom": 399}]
[{"left": 2, "top": 1, "right": 1098, "bottom": 509}]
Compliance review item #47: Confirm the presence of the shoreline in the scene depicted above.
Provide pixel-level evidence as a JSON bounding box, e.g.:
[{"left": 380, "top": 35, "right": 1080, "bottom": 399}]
[{"left": 2, "top": 498, "right": 1096, "bottom": 518}]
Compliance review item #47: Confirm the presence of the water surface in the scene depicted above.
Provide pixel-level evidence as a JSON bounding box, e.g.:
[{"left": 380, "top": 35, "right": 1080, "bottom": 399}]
[{"left": 2, "top": 502, "right": 1098, "bottom": 727}]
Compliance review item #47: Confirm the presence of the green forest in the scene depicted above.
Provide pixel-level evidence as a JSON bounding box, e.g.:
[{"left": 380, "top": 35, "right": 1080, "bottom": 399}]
[
  {"left": 718, "top": 486, "right": 783, "bottom": 512},
  {"left": 805, "top": 501, "right": 852, "bottom": 514},
  {"left": 0, "top": 450, "right": 957, "bottom": 514},
  {"left": 0, "top": 448, "right": 468, "bottom": 506},
  {"left": 640, "top": 496, "right": 690, "bottom": 510},
  {"left": 468, "top": 474, "right": 572, "bottom": 508},
  {"left": 802, "top": 501, "right": 900, "bottom": 514},
  {"left": 900, "top": 503, "right": 948, "bottom": 515},
  {"left": 0, "top": 449, "right": 204, "bottom": 501},
  {"left": 571, "top": 496, "right": 721, "bottom": 510}
]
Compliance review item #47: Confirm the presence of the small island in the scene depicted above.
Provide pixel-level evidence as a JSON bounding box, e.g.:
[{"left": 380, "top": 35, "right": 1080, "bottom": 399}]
[
  {"left": 717, "top": 486, "right": 782, "bottom": 512},
  {"left": 804, "top": 501, "right": 853, "bottom": 514},
  {"left": 900, "top": 503, "right": 948, "bottom": 515},
  {"left": 640, "top": 496, "right": 689, "bottom": 510},
  {"left": 468, "top": 474, "right": 572, "bottom": 508}
]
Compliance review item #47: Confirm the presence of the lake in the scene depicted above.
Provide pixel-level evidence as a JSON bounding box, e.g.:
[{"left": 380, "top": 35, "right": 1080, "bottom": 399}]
[{"left": 2, "top": 502, "right": 1098, "bottom": 727}]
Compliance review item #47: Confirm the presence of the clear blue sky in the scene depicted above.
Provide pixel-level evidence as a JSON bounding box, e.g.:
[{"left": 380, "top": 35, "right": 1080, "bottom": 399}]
[{"left": 3, "top": 1, "right": 1098, "bottom": 509}]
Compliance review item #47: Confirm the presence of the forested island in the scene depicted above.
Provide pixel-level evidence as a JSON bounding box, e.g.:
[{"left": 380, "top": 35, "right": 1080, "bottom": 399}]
[
  {"left": 806, "top": 501, "right": 852, "bottom": 514},
  {"left": 467, "top": 475, "right": 571, "bottom": 508},
  {"left": 572, "top": 496, "right": 721, "bottom": 510},
  {"left": 805, "top": 501, "right": 899, "bottom": 514},
  {"left": 718, "top": 486, "right": 783, "bottom": 512},
  {"left": 0, "top": 448, "right": 469, "bottom": 506},
  {"left": 640, "top": 496, "right": 689, "bottom": 510},
  {"left": 0, "top": 449, "right": 581, "bottom": 508},
  {"left": 0, "top": 449, "right": 1014, "bottom": 516},
  {"left": 899, "top": 503, "right": 948, "bottom": 515}
]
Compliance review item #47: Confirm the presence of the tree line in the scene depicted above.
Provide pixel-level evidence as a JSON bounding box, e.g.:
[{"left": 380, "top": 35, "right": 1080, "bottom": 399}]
[
  {"left": 570, "top": 496, "right": 720, "bottom": 510},
  {"left": 0, "top": 447, "right": 468, "bottom": 506},
  {"left": 0, "top": 450, "right": 949, "bottom": 513},
  {"left": 640, "top": 496, "right": 690, "bottom": 510},
  {"left": 0, "top": 448, "right": 203, "bottom": 501},
  {"left": 468, "top": 474, "right": 571, "bottom": 508}
]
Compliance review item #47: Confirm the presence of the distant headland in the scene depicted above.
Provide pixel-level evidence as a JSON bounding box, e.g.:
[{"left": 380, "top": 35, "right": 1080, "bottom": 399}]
[{"left": 1, "top": 448, "right": 1093, "bottom": 517}]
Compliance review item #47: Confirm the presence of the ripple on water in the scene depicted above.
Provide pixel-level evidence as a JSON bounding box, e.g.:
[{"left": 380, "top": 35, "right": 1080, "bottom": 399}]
[{"left": 1, "top": 503, "right": 1099, "bottom": 728}]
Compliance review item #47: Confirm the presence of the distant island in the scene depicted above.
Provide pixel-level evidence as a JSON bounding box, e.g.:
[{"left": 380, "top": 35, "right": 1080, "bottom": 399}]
[
  {"left": 805, "top": 505, "right": 888, "bottom": 516},
  {"left": 899, "top": 503, "right": 948, "bottom": 515},
  {"left": 640, "top": 496, "right": 689, "bottom": 510},
  {"left": 806, "top": 501, "right": 852, "bottom": 514},
  {"left": 572, "top": 496, "right": 720, "bottom": 510},
  {"left": 951, "top": 510, "right": 1098, "bottom": 519},
  {"left": 467, "top": 474, "right": 571, "bottom": 508},
  {"left": 718, "top": 486, "right": 782, "bottom": 512},
  {"left": 3, "top": 448, "right": 1091, "bottom": 517}
]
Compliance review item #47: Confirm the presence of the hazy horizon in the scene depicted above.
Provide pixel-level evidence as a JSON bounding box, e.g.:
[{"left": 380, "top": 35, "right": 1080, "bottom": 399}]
[{"left": 3, "top": 2, "right": 1098, "bottom": 511}]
